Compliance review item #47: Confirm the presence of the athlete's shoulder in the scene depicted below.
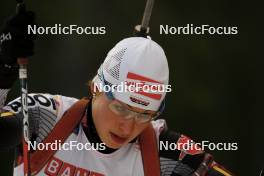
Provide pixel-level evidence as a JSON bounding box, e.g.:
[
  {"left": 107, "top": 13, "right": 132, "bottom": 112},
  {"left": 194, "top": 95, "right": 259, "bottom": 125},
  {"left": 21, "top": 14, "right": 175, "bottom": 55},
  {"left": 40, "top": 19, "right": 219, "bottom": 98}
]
[
  {"left": 2, "top": 93, "right": 80, "bottom": 144},
  {"left": 155, "top": 121, "right": 234, "bottom": 176},
  {"left": 4, "top": 93, "right": 79, "bottom": 116},
  {"left": 151, "top": 119, "right": 167, "bottom": 139}
]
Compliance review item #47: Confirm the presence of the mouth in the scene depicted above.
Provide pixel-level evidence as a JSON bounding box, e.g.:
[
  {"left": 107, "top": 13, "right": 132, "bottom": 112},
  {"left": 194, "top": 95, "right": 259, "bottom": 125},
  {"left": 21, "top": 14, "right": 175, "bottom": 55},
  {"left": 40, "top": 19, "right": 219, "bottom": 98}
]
[{"left": 110, "top": 132, "right": 128, "bottom": 145}]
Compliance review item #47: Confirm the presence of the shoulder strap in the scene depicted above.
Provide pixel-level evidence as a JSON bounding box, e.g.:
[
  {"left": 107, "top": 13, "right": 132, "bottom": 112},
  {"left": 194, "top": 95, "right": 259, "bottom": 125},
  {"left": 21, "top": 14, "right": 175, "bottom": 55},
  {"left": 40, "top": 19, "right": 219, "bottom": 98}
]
[
  {"left": 24, "top": 98, "right": 89, "bottom": 175},
  {"left": 139, "top": 124, "right": 161, "bottom": 176},
  {"left": 23, "top": 98, "right": 161, "bottom": 176}
]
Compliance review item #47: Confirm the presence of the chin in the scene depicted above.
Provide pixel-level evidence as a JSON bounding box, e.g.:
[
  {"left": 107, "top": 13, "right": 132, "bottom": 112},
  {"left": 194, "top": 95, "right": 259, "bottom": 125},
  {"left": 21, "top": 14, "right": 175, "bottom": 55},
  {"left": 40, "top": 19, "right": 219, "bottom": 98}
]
[
  {"left": 101, "top": 136, "right": 121, "bottom": 149},
  {"left": 103, "top": 142, "right": 118, "bottom": 149}
]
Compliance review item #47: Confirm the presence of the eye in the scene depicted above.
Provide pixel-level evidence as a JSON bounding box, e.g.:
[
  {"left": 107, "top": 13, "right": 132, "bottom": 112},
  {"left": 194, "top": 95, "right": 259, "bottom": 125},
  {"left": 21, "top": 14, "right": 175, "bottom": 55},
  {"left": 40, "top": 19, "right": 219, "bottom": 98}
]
[
  {"left": 111, "top": 104, "right": 129, "bottom": 116},
  {"left": 115, "top": 105, "right": 126, "bottom": 112},
  {"left": 137, "top": 112, "right": 156, "bottom": 123},
  {"left": 139, "top": 113, "right": 150, "bottom": 119}
]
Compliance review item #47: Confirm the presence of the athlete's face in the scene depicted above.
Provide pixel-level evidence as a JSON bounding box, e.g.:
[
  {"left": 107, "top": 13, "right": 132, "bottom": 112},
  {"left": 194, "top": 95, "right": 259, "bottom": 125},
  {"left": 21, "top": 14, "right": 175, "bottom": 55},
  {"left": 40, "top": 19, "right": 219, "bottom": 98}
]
[{"left": 92, "top": 93, "right": 156, "bottom": 149}]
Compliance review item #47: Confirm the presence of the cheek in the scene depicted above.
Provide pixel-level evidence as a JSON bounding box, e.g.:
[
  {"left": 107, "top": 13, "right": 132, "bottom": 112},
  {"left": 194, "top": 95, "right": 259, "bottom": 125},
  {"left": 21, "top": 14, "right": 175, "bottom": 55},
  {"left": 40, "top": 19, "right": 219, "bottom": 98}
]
[
  {"left": 93, "top": 101, "right": 108, "bottom": 120},
  {"left": 93, "top": 99, "right": 117, "bottom": 125},
  {"left": 92, "top": 97, "right": 117, "bottom": 136},
  {"left": 130, "top": 123, "right": 150, "bottom": 139}
]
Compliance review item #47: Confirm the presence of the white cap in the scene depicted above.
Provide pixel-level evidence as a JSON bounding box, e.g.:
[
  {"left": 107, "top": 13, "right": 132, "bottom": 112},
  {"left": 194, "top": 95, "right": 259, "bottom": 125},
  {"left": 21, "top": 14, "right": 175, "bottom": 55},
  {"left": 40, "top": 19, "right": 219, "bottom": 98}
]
[{"left": 93, "top": 37, "right": 169, "bottom": 111}]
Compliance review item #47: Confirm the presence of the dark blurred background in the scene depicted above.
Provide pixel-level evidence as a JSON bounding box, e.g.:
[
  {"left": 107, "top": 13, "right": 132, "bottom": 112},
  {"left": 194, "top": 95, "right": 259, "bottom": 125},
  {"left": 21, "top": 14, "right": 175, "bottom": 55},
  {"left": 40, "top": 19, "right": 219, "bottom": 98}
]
[{"left": 0, "top": 0, "right": 261, "bottom": 175}]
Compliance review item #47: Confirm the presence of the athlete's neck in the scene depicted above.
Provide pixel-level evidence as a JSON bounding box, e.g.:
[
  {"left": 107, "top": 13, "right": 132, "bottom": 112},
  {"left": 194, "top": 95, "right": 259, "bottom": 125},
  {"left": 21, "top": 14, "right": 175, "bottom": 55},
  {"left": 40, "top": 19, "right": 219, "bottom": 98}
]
[{"left": 83, "top": 100, "right": 117, "bottom": 154}]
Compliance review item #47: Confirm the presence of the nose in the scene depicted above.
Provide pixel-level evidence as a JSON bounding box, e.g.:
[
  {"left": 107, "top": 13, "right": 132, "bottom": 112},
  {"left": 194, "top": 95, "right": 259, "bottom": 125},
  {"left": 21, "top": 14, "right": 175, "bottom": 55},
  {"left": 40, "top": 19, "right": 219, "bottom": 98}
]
[{"left": 118, "top": 117, "right": 136, "bottom": 137}]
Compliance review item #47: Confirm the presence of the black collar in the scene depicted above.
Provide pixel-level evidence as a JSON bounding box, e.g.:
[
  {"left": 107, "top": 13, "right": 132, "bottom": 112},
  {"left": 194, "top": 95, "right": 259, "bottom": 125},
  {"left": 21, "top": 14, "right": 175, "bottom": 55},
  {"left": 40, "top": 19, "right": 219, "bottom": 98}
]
[{"left": 82, "top": 100, "right": 117, "bottom": 154}]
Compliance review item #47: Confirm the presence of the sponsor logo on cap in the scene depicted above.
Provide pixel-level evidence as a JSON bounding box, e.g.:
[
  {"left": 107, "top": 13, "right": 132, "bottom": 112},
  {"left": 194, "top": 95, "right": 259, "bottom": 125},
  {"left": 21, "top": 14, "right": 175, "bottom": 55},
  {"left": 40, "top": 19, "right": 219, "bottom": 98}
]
[
  {"left": 129, "top": 96, "right": 150, "bottom": 106},
  {"left": 126, "top": 72, "right": 163, "bottom": 100}
]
